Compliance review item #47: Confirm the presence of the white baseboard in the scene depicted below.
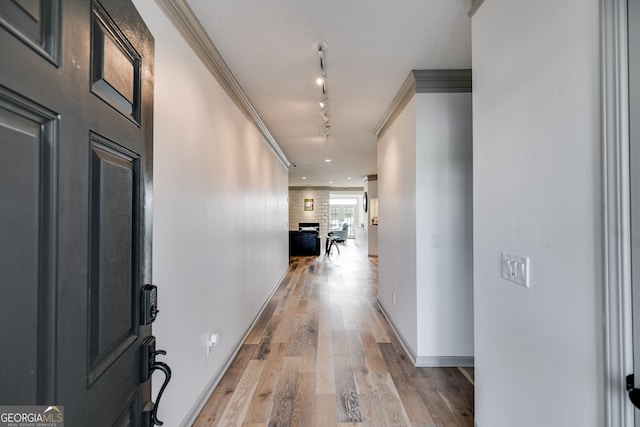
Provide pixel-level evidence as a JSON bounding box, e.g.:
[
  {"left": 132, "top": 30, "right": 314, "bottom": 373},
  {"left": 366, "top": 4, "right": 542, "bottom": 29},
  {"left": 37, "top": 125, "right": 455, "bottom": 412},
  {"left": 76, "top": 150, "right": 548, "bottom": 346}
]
[
  {"left": 178, "top": 270, "right": 287, "bottom": 427},
  {"left": 415, "top": 356, "right": 474, "bottom": 367},
  {"left": 376, "top": 300, "right": 474, "bottom": 368},
  {"left": 376, "top": 300, "right": 417, "bottom": 362}
]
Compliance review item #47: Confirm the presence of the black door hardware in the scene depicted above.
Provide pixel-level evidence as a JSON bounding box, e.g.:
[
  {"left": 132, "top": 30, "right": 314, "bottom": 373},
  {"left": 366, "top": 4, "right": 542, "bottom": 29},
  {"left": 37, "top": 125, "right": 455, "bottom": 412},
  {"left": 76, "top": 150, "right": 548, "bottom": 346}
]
[
  {"left": 141, "top": 284, "right": 159, "bottom": 325},
  {"left": 627, "top": 374, "right": 640, "bottom": 409},
  {"left": 142, "top": 336, "right": 172, "bottom": 426}
]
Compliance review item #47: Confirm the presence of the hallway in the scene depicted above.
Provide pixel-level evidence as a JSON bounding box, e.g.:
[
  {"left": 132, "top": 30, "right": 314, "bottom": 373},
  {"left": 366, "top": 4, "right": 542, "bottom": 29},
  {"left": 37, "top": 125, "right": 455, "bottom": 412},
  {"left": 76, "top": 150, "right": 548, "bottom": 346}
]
[{"left": 193, "top": 241, "right": 474, "bottom": 426}]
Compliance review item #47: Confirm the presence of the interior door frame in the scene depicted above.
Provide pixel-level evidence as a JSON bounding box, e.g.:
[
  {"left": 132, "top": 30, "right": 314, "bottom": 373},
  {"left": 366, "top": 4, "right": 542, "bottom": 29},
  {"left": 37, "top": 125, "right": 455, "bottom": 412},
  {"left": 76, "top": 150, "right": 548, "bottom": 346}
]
[
  {"left": 603, "top": 0, "right": 634, "bottom": 425},
  {"left": 329, "top": 205, "right": 357, "bottom": 238}
]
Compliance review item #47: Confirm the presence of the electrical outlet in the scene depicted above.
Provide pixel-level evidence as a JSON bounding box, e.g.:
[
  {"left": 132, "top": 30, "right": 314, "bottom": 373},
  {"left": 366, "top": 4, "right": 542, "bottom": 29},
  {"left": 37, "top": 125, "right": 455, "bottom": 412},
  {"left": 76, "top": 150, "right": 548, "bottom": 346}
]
[
  {"left": 502, "top": 253, "right": 530, "bottom": 287},
  {"left": 206, "top": 332, "right": 219, "bottom": 357}
]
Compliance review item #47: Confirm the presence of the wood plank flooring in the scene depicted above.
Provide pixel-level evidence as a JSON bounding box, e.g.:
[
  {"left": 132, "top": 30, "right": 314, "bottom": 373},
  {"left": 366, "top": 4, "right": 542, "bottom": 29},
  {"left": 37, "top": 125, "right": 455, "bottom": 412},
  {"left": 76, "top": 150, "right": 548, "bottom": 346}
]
[{"left": 194, "top": 241, "right": 474, "bottom": 427}]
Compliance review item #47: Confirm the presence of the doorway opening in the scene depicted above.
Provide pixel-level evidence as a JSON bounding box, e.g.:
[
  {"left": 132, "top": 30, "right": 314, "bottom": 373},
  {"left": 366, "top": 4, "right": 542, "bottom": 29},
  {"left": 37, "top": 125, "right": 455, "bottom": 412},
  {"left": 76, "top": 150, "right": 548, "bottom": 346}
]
[{"left": 329, "top": 192, "right": 361, "bottom": 239}]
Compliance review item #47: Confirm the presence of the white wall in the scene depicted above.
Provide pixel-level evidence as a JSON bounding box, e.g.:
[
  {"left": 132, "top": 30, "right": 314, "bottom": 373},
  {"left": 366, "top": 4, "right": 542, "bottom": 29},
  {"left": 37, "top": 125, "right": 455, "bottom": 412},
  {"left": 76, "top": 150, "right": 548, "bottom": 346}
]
[
  {"left": 132, "top": 2, "right": 289, "bottom": 426},
  {"left": 472, "top": 1, "right": 603, "bottom": 426},
  {"left": 378, "top": 91, "right": 473, "bottom": 364},
  {"left": 415, "top": 93, "right": 473, "bottom": 361},
  {"left": 378, "top": 97, "right": 418, "bottom": 352}
]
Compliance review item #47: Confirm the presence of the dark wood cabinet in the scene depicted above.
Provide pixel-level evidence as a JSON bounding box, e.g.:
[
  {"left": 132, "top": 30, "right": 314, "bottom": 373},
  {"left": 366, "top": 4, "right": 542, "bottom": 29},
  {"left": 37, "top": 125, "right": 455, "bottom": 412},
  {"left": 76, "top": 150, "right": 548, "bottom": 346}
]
[{"left": 289, "top": 231, "right": 321, "bottom": 256}]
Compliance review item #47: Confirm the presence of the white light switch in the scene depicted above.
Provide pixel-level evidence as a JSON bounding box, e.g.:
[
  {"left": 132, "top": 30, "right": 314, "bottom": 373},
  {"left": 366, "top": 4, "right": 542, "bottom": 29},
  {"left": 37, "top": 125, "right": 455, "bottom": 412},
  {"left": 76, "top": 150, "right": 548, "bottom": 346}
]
[{"left": 502, "top": 253, "right": 530, "bottom": 287}]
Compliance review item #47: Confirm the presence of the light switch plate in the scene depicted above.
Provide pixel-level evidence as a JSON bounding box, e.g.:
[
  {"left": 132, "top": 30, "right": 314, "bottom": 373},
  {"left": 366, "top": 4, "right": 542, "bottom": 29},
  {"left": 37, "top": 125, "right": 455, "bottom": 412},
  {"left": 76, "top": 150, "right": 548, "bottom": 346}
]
[{"left": 502, "top": 253, "right": 530, "bottom": 287}]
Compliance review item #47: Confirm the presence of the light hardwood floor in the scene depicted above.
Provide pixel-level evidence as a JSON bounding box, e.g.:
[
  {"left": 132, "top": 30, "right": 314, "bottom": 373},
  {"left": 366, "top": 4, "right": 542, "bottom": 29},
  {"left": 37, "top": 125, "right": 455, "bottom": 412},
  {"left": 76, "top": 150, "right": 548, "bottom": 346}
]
[{"left": 194, "top": 240, "right": 474, "bottom": 427}]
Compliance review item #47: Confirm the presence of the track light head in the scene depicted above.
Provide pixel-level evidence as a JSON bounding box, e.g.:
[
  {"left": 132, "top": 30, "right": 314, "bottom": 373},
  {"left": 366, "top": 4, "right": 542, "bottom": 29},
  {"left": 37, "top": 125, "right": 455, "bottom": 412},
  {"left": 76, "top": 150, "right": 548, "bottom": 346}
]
[
  {"left": 314, "top": 41, "right": 331, "bottom": 143},
  {"left": 320, "top": 94, "right": 328, "bottom": 108}
]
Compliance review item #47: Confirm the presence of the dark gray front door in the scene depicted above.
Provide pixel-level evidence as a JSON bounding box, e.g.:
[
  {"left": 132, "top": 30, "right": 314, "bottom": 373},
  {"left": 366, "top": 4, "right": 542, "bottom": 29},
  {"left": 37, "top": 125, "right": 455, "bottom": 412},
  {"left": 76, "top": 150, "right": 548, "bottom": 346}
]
[{"left": 0, "top": 0, "right": 155, "bottom": 425}]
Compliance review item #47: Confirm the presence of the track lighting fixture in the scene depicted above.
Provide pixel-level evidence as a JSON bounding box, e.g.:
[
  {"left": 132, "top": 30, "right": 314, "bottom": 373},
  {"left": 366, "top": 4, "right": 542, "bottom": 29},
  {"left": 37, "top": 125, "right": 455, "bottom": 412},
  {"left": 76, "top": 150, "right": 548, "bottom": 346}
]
[
  {"left": 315, "top": 42, "right": 330, "bottom": 143},
  {"left": 320, "top": 106, "right": 329, "bottom": 122}
]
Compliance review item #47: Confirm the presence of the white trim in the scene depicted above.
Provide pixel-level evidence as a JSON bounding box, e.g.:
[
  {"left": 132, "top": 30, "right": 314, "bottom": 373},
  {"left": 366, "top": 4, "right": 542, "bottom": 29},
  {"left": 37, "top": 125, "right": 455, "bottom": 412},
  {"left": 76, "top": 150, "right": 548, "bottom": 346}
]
[
  {"left": 178, "top": 271, "right": 287, "bottom": 427},
  {"left": 374, "top": 72, "right": 416, "bottom": 138},
  {"left": 153, "top": 0, "right": 290, "bottom": 170},
  {"left": 376, "top": 300, "right": 474, "bottom": 368},
  {"left": 376, "top": 300, "right": 418, "bottom": 363},
  {"left": 602, "top": 0, "right": 634, "bottom": 425},
  {"left": 374, "top": 70, "right": 472, "bottom": 138},
  {"left": 468, "top": 0, "right": 486, "bottom": 17},
  {"left": 415, "top": 356, "right": 474, "bottom": 368}
]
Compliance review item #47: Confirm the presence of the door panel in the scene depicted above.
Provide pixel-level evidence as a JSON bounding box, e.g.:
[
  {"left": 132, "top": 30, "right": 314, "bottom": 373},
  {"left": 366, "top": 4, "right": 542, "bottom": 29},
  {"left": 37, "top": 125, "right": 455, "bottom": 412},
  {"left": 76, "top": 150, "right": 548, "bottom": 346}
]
[
  {"left": 0, "top": 0, "right": 60, "bottom": 63},
  {"left": 0, "top": 0, "right": 156, "bottom": 425},
  {"left": 0, "top": 87, "right": 57, "bottom": 405},
  {"left": 88, "top": 134, "right": 139, "bottom": 386},
  {"left": 91, "top": 1, "right": 141, "bottom": 123}
]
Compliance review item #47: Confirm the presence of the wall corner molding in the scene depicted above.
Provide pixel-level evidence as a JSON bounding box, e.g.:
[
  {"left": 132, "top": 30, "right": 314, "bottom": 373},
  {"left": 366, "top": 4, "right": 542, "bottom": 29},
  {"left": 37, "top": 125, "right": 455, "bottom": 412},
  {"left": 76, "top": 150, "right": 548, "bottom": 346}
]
[
  {"left": 468, "top": 0, "right": 486, "bottom": 17},
  {"left": 374, "top": 72, "right": 416, "bottom": 137},
  {"left": 154, "top": 0, "right": 290, "bottom": 169},
  {"left": 602, "top": 0, "right": 634, "bottom": 425},
  {"left": 374, "top": 69, "right": 472, "bottom": 137}
]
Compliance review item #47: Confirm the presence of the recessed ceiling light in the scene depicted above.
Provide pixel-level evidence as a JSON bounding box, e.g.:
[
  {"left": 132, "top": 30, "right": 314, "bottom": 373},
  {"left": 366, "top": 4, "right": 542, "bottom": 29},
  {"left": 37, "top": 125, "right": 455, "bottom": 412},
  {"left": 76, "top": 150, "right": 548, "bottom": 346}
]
[
  {"left": 325, "top": 159, "right": 331, "bottom": 162},
  {"left": 347, "top": 177, "right": 352, "bottom": 180},
  {"left": 316, "top": 77, "right": 324, "bottom": 86},
  {"left": 302, "top": 176, "right": 307, "bottom": 180},
  {"left": 329, "top": 181, "right": 333, "bottom": 184}
]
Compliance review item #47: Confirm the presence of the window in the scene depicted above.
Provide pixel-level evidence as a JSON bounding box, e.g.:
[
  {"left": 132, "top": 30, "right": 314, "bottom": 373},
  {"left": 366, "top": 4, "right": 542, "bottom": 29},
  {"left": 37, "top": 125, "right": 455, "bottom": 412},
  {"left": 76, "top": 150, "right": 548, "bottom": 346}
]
[{"left": 329, "top": 197, "right": 358, "bottom": 238}]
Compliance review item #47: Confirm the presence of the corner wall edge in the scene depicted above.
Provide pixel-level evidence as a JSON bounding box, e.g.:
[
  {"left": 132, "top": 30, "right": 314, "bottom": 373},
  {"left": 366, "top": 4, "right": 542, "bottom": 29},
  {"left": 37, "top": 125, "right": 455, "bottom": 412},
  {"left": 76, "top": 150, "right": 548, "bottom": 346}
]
[{"left": 374, "top": 69, "right": 472, "bottom": 138}]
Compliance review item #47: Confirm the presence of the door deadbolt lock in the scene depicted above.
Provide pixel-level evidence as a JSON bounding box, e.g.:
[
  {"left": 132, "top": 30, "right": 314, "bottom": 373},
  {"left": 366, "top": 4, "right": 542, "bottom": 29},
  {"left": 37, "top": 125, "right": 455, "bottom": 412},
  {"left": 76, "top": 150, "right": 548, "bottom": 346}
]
[{"left": 141, "top": 284, "right": 158, "bottom": 325}]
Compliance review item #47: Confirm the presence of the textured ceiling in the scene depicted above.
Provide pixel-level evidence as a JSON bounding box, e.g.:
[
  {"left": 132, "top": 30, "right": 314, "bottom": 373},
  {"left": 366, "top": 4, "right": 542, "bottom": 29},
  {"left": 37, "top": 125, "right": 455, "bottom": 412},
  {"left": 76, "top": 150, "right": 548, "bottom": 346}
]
[{"left": 186, "top": 0, "right": 472, "bottom": 188}]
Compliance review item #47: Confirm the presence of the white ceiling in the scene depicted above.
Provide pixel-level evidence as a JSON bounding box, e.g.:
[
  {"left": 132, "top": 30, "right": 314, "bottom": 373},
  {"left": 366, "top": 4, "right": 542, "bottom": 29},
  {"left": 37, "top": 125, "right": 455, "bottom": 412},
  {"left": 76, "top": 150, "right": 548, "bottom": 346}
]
[{"left": 186, "top": 0, "right": 472, "bottom": 188}]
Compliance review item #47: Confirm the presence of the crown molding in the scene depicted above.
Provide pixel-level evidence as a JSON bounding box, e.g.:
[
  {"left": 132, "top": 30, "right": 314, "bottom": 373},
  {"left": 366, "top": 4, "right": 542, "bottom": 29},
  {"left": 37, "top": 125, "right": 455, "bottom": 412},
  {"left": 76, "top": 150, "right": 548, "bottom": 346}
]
[
  {"left": 374, "top": 69, "right": 472, "bottom": 137},
  {"left": 413, "top": 69, "right": 472, "bottom": 93},
  {"left": 374, "top": 72, "right": 416, "bottom": 137},
  {"left": 154, "top": 0, "right": 290, "bottom": 169},
  {"left": 288, "top": 186, "right": 364, "bottom": 191},
  {"left": 330, "top": 187, "right": 365, "bottom": 192},
  {"left": 468, "top": 0, "right": 486, "bottom": 17},
  {"left": 288, "top": 186, "right": 332, "bottom": 191}
]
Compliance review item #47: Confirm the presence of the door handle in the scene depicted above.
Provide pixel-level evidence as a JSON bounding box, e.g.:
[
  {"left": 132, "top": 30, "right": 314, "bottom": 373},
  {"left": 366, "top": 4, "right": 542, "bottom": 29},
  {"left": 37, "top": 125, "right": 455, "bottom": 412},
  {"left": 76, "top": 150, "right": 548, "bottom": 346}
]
[
  {"left": 142, "top": 337, "right": 172, "bottom": 426},
  {"left": 627, "top": 374, "right": 640, "bottom": 409},
  {"left": 150, "top": 359, "right": 171, "bottom": 426}
]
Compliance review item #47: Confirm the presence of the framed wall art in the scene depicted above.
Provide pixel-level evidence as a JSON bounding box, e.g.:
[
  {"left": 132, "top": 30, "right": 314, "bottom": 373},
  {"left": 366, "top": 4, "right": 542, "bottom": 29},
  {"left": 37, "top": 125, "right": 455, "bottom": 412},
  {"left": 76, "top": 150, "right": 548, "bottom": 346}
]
[{"left": 304, "top": 198, "right": 314, "bottom": 211}]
